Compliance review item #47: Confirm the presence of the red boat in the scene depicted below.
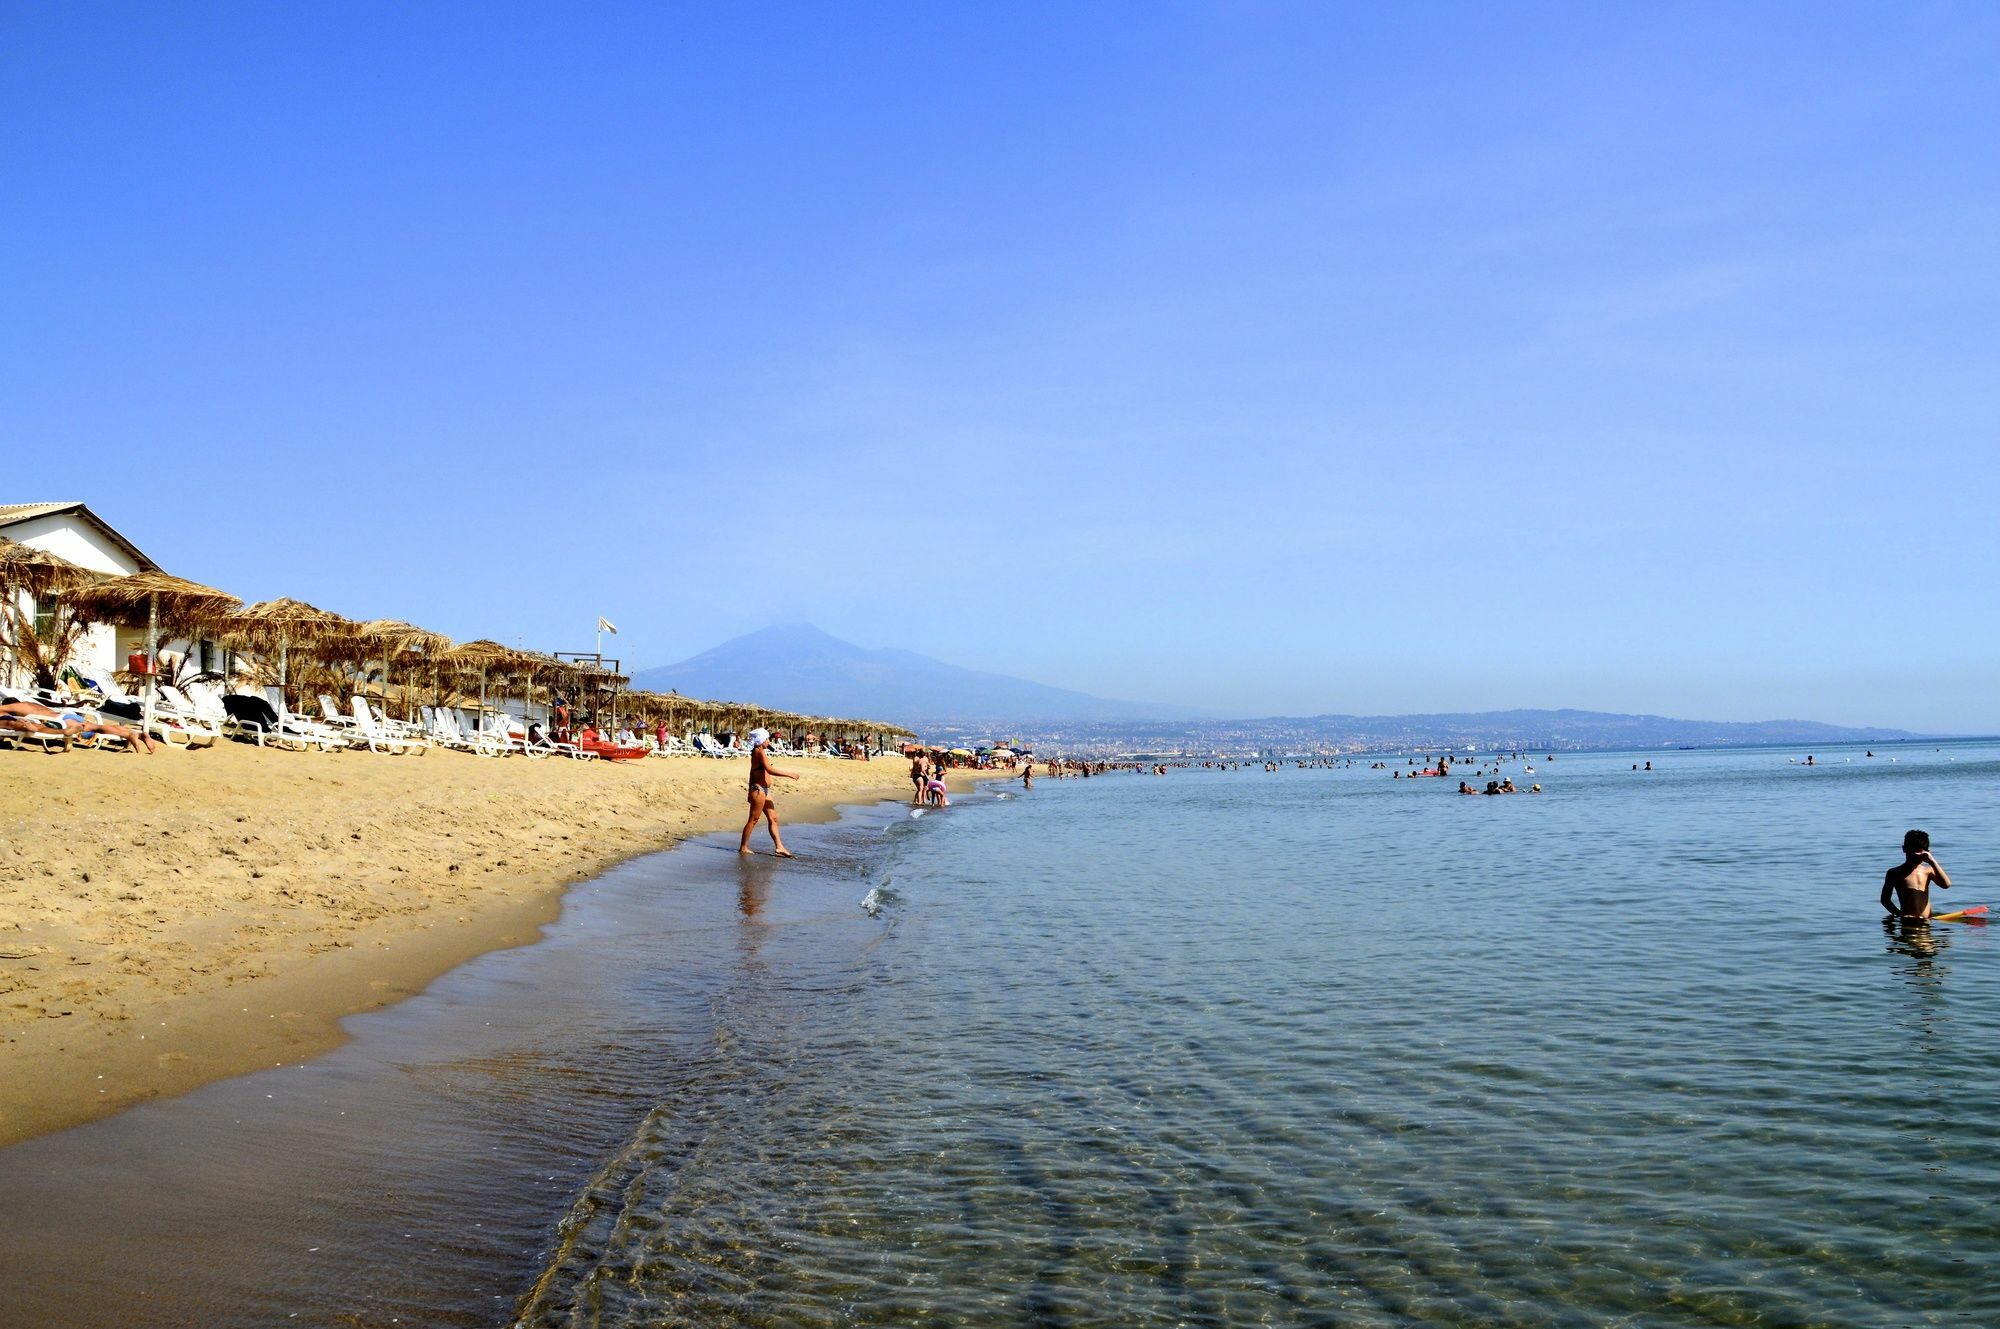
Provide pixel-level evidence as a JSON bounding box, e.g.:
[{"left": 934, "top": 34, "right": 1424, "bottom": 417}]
[{"left": 575, "top": 739, "right": 649, "bottom": 761}]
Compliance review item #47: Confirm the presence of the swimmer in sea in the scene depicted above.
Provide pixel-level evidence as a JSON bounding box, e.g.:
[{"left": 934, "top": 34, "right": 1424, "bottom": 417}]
[
  {"left": 739, "top": 728, "right": 799, "bottom": 856},
  {"left": 1881, "top": 829, "right": 1951, "bottom": 920}
]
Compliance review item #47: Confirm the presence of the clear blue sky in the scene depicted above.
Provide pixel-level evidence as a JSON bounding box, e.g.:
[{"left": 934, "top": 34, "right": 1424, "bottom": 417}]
[{"left": 5, "top": 3, "right": 1995, "bottom": 729}]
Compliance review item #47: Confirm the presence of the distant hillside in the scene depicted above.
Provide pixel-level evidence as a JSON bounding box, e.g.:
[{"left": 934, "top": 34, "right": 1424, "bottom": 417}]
[
  {"left": 986, "top": 708, "right": 1931, "bottom": 754},
  {"left": 1278, "top": 707, "right": 1926, "bottom": 750},
  {"left": 629, "top": 624, "right": 1202, "bottom": 725}
]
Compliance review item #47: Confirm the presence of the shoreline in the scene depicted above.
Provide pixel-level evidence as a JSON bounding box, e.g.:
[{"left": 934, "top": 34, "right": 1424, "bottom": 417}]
[{"left": 0, "top": 744, "right": 994, "bottom": 1147}]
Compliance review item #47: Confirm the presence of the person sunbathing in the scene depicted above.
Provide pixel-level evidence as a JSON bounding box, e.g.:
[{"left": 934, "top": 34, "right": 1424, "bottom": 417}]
[{"left": 0, "top": 700, "right": 154, "bottom": 753}]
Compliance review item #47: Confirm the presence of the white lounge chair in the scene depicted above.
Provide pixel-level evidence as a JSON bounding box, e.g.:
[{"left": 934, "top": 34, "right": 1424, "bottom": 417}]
[
  {"left": 458, "top": 709, "right": 513, "bottom": 756},
  {"left": 263, "top": 687, "right": 351, "bottom": 751},
  {"left": 163, "top": 683, "right": 257, "bottom": 748},
  {"left": 347, "top": 695, "right": 426, "bottom": 754}
]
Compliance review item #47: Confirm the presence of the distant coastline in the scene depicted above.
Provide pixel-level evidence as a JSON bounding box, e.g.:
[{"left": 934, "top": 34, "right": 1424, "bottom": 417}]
[{"left": 909, "top": 708, "right": 1944, "bottom": 760}]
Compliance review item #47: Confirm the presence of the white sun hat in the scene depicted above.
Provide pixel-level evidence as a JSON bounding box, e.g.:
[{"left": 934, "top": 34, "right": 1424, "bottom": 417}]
[{"left": 749, "top": 728, "right": 770, "bottom": 747}]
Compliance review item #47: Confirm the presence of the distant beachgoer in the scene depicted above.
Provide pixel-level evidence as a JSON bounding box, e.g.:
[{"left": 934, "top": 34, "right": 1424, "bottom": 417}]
[
  {"left": 1881, "top": 830, "right": 1951, "bottom": 919},
  {"left": 739, "top": 728, "right": 799, "bottom": 857},
  {"left": 910, "top": 752, "right": 927, "bottom": 803},
  {"left": 1530, "top": 784, "right": 1541, "bottom": 793},
  {"left": 1458, "top": 780, "right": 1476, "bottom": 795},
  {"left": 1805, "top": 754, "right": 1815, "bottom": 766},
  {"left": 927, "top": 776, "right": 949, "bottom": 807},
  {"left": 1484, "top": 780, "right": 1501, "bottom": 795},
  {"left": 1644, "top": 761, "right": 1653, "bottom": 771},
  {"left": 1022, "top": 764, "right": 1033, "bottom": 789}
]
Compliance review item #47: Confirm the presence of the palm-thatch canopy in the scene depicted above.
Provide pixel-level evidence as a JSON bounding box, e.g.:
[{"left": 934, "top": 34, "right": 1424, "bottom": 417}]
[
  {"left": 0, "top": 536, "right": 107, "bottom": 599},
  {"left": 66, "top": 570, "right": 241, "bottom": 634},
  {"left": 443, "top": 638, "right": 535, "bottom": 670},
  {"left": 222, "top": 597, "right": 359, "bottom": 650},
  {"left": 359, "top": 618, "right": 452, "bottom": 657}
]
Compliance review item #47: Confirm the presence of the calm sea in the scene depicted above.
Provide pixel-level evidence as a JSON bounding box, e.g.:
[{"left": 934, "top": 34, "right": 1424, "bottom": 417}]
[{"left": 2, "top": 743, "right": 1997, "bottom": 1327}]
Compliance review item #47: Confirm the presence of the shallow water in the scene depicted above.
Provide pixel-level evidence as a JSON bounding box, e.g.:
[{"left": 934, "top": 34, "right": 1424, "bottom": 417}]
[{"left": 4, "top": 744, "right": 1999, "bottom": 1326}]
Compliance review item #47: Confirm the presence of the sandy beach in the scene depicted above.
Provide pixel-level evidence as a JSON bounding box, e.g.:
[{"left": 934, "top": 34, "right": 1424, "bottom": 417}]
[{"left": 0, "top": 744, "right": 975, "bottom": 1146}]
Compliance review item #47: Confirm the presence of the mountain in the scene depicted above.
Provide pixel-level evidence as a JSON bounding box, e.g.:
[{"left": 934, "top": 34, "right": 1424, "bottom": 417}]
[
  {"left": 629, "top": 624, "right": 1202, "bottom": 726},
  {"left": 996, "top": 708, "right": 1931, "bottom": 755}
]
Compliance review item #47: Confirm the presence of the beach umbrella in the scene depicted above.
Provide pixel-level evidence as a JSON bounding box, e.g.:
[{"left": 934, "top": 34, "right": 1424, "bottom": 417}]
[
  {"left": 222, "top": 598, "right": 359, "bottom": 708},
  {"left": 0, "top": 536, "right": 105, "bottom": 600},
  {"left": 66, "top": 570, "right": 241, "bottom": 732},
  {"left": 358, "top": 619, "right": 452, "bottom": 719},
  {"left": 0, "top": 537, "right": 107, "bottom": 687},
  {"left": 442, "top": 639, "right": 531, "bottom": 718}
]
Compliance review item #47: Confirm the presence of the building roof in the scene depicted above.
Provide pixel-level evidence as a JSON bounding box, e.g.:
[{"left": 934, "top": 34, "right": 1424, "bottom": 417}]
[{"left": 0, "top": 501, "right": 159, "bottom": 572}]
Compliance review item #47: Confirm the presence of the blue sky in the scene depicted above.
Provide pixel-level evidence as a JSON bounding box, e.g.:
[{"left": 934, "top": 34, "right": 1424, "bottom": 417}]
[{"left": 5, "top": 3, "right": 1996, "bottom": 729}]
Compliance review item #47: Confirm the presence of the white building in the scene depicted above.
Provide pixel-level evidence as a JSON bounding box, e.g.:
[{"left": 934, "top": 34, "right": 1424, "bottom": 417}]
[{"left": 1, "top": 500, "right": 167, "bottom": 688}]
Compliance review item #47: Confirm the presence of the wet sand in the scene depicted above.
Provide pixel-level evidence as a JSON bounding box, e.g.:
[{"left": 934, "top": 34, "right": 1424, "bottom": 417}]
[{"left": 0, "top": 742, "right": 974, "bottom": 1145}]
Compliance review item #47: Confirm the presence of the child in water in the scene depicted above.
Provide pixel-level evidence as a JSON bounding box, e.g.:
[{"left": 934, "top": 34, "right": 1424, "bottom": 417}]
[{"left": 1882, "top": 830, "right": 1951, "bottom": 919}]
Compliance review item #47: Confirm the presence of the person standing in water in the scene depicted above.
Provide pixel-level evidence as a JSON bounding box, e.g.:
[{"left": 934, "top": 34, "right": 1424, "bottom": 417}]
[
  {"left": 1882, "top": 829, "right": 1952, "bottom": 919},
  {"left": 740, "top": 728, "right": 800, "bottom": 857},
  {"left": 1022, "top": 762, "right": 1033, "bottom": 789}
]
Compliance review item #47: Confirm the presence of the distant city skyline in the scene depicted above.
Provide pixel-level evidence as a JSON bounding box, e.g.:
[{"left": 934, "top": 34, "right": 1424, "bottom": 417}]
[{"left": 6, "top": 4, "right": 1996, "bottom": 731}]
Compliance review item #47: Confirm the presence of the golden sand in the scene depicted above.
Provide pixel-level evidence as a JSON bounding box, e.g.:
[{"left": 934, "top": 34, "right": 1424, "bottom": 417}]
[{"left": 0, "top": 742, "right": 965, "bottom": 1146}]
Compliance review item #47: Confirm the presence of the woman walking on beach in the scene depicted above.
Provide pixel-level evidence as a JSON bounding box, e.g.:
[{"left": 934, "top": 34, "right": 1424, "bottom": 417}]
[{"left": 740, "top": 728, "right": 799, "bottom": 857}]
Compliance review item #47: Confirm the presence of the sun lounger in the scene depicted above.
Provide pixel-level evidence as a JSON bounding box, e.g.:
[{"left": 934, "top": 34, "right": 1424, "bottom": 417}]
[
  {"left": 457, "top": 709, "right": 512, "bottom": 756},
  {"left": 162, "top": 684, "right": 247, "bottom": 746},
  {"left": 89, "top": 673, "right": 216, "bottom": 748},
  {"left": 346, "top": 695, "right": 426, "bottom": 754},
  {"left": 138, "top": 685, "right": 220, "bottom": 749},
  {"left": 264, "top": 687, "right": 351, "bottom": 750}
]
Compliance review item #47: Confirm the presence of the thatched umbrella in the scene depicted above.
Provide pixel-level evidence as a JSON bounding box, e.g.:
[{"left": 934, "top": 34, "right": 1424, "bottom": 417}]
[
  {"left": 67, "top": 570, "right": 242, "bottom": 730},
  {"left": 0, "top": 537, "right": 106, "bottom": 687},
  {"left": 442, "top": 639, "right": 536, "bottom": 718},
  {"left": 358, "top": 619, "right": 452, "bottom": 719},
  {"left": 0, "top": 536, "right": 105, "bottom": 600},
  {"left": 222, "top": 598, "right": 358, "bottom": 707}
]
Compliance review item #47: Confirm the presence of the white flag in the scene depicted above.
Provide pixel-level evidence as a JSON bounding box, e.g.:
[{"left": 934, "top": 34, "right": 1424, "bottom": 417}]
[{"left": 597, "top": 617, "right": 618, "bottom": 634}]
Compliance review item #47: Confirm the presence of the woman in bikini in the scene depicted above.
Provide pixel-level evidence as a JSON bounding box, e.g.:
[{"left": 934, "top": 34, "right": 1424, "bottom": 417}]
[{"left": 739, "top": 728, "right": 800, "bottom": 857}]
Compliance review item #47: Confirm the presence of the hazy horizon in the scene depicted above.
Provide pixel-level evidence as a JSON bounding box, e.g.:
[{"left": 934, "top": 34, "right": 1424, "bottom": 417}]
[
  {"left": 640, "top": 622, "right": 1963, "bottom": 734},
  {"left": 8, "top": 4, "right": 1997, "bottom": 731}
]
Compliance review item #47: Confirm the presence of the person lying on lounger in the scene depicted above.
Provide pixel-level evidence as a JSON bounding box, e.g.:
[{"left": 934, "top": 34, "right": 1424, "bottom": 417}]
[{"left": 0, "top": 700, "right": 154, "bottom": 753}]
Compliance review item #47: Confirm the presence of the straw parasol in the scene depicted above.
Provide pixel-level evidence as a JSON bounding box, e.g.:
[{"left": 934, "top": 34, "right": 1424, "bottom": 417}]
[
  {"left": 66, "top": 570, "right": 242, "bottom": 729},
  {"left": 0, "top": 536, "right": 106, "bottom": 600},
  {"left": 0, "top": 538, "right": 107, "bottom": 686},
  {"left": 221, "top": 598, "right": 363, "bottom": 707},
  {"left": 358, "top": 619, "right": 452, "bottom": 718},
  {"left": 442, "top": 639, "right": 539, "bottom": 716}
]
